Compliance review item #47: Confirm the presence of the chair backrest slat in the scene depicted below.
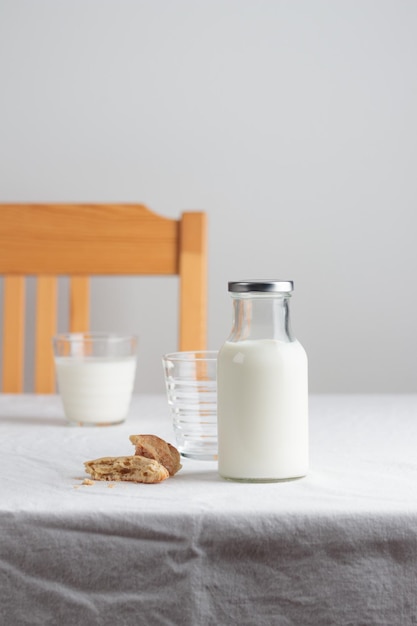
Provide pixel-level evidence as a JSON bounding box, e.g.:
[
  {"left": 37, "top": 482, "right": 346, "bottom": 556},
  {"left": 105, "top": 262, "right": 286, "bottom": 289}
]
[
  {"left": 34, "top": 276, "right": 57, "bottom": 393},
  {"left": 2, "top": 276, "right": 25, "bottom": 393},
  {"left": 70, "top": 276, "right": 90, "bottom": 333}
]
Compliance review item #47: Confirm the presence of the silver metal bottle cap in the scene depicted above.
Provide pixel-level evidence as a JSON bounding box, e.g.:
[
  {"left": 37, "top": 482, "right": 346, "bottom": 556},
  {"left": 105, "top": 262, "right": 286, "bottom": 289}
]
[{"left": 228, "top": 280, "right": 294, "bottom": 293}]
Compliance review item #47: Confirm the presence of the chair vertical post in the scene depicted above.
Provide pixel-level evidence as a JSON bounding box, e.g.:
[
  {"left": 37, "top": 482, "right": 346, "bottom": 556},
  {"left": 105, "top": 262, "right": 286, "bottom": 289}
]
[
  {"left": 179, "top": 212, "right": 208, "bottom": 351},
  {"left": 2, "top": 276, "right": 25, "bottom": 393}
]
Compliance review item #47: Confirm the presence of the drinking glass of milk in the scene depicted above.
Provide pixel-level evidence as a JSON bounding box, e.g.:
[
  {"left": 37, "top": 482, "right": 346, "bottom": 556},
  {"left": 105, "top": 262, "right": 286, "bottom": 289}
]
[
  {"left": 53, "top": 333, "right": 137, "bottom": 426},
  {"left": 217, "top": 280, "right": 308, "bottom": 482}
]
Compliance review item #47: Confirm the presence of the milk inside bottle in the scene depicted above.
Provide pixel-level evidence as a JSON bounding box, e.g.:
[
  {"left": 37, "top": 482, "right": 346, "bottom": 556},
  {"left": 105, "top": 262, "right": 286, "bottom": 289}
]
[{"left": 217, "top": 280, "right": 308, "bottom": 482}]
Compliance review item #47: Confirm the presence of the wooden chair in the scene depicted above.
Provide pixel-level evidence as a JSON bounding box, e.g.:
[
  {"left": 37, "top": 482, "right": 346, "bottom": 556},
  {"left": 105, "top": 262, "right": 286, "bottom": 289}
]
[{"left": 0, "top": 204, "right": 207, "bottom": 393}]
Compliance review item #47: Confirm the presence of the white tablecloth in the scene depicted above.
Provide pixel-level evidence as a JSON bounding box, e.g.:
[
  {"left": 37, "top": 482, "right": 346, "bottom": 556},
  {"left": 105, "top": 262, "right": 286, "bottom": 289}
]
[{"left": 1, "top": 394, "right": 417, "bottom": 625}]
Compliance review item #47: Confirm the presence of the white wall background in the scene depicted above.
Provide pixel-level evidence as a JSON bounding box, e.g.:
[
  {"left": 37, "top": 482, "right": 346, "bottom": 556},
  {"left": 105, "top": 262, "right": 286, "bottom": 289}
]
[{"left": 1, "top": 0, "right": 416, "bottom": 394}]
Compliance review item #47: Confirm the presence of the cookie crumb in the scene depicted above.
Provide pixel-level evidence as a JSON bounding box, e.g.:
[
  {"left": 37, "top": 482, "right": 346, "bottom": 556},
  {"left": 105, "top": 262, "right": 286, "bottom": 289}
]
[
  {"left": 107, "top": 483, "right": 116, "bottom": 489},
  {"left": 82, "top": 478, "right": 95, "bottom": 486}
]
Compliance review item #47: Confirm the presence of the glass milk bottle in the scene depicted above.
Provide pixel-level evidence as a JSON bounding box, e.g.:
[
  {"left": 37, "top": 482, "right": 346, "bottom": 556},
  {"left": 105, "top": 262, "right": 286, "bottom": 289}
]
[{"left": 217, "top": 280, "right": 308, "bottom": 482}]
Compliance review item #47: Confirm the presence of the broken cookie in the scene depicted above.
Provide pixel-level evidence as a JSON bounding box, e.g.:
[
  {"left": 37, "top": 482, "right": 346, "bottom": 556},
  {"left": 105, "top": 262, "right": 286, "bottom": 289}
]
[
  {"left": 84, "top": 455, "right": 169, "bottom": 484},
  {"left": 129, "top": 434, "right": 182, "bottom": 476}
]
